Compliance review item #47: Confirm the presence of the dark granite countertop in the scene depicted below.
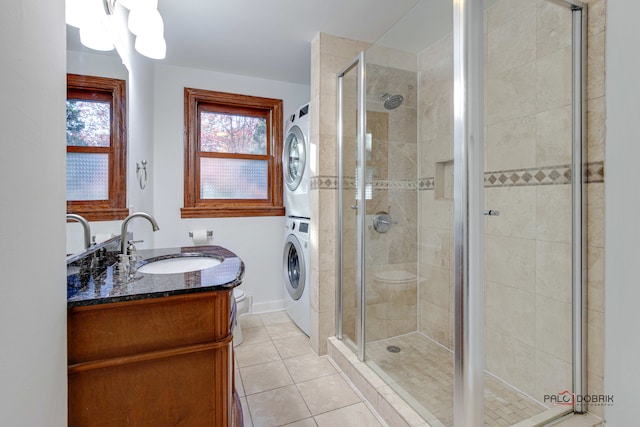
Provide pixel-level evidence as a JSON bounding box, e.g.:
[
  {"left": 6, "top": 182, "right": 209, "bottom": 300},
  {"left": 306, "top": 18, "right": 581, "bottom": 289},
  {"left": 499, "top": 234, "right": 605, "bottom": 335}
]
[{"left": 67, "top": 244, "right": 245, "bottom": 308}]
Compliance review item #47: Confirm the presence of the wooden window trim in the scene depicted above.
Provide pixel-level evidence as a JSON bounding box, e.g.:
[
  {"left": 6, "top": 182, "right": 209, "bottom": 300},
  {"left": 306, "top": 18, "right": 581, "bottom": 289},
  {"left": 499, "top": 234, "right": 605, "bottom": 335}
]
[
  {"left": 67, "top": 74, "right": 128, "bottom": 221},
  {"left": 182, "top": 88, "right": 284, "bottom": 218}
]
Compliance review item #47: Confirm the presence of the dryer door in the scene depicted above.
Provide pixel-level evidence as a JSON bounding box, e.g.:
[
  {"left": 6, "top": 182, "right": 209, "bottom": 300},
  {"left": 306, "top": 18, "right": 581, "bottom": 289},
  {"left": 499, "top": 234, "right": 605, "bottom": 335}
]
[
  {"left": 283, "top": 233, "right": 306, "bottom": 300},
  {"left": 284, "top": 125, "right": 306, "bottom": 191}
]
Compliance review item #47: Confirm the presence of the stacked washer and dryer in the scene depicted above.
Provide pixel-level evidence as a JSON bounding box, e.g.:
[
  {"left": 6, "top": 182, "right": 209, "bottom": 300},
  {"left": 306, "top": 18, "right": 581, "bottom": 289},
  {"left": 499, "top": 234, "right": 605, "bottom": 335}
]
[{"left": 282, "top": 103, "right": 311, "bottom": 336}]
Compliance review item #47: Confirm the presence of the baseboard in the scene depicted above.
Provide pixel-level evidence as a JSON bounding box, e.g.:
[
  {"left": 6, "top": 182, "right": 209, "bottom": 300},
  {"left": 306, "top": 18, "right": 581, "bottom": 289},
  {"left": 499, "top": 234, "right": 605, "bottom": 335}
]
[{"left": 248, "top": 298, "right": 285, "bottom": 314}]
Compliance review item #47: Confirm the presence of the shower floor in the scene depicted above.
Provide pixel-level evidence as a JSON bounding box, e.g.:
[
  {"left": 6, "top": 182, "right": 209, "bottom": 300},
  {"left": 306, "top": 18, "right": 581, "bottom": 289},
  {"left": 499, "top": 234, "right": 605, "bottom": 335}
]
[{"left": 366, "top": 332, "right": 547, "bottom": 426}]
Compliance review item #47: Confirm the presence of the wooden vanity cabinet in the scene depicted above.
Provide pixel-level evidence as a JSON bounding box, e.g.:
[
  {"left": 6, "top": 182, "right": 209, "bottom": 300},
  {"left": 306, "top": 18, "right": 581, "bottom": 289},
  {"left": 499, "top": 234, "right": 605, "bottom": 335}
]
[{"left": 68, "top": 290, "right": 235, "bottom": 426}]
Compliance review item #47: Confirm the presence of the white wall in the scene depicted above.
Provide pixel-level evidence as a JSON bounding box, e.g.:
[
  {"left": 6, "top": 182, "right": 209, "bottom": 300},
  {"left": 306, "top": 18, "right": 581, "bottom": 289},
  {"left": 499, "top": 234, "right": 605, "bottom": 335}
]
[
  {"left": 67, "top": 50, "right": 129, "bottom": 80},
  {"left": 0, "top": 0, "right": 67, "bottom": 425},
  {"left": 153, "top": 64, "right": 310, "bottom": 312},
  {"left": 604, "top": 1, "right": 640, "bottom": 425}
]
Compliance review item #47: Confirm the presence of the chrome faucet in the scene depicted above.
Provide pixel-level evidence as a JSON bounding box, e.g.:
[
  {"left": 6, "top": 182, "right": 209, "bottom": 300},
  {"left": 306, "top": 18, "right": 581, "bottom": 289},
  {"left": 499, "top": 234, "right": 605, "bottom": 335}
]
[
  {"left": 66, "top": 213, "right": 91, "bottom": 249},
  {"left": 120, "top": 212, "right": 160, "bottom": 255}
]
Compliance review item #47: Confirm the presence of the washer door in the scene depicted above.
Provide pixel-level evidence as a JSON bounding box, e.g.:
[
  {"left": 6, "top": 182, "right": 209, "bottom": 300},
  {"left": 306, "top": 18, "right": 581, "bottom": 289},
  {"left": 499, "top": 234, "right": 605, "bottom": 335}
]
[
  {"left": 283, "top": 233, "right": 306, "bottom": 300},
  {"left": 284, "top": 125, "right": 306, "bottom": 191}
]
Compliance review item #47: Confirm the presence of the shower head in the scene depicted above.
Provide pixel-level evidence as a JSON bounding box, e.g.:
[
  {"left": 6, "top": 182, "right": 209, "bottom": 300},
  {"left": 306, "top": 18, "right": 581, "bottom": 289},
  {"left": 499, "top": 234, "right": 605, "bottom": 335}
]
[{"left": 379, "top": 93, "right": 404, "bottom": 110}]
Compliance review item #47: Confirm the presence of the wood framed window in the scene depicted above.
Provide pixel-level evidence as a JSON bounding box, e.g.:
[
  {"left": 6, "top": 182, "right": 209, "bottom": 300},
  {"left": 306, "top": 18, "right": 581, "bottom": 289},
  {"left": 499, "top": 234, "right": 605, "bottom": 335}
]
[
  {"left": 182, "top": 88, "right": 284, "bottom": 218},
  {"left": 66, "top": 74, "right": 127, "bottom": 221}
]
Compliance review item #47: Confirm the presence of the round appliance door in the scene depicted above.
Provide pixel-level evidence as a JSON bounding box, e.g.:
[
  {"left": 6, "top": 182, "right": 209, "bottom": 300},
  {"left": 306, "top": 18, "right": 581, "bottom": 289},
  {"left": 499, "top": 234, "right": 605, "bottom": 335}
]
[
  {"left": 284, "top": 125, "right": 306, "bottom": 191},
  {"left": 283, "top": 233, "right": 306, "bottom": 300}
]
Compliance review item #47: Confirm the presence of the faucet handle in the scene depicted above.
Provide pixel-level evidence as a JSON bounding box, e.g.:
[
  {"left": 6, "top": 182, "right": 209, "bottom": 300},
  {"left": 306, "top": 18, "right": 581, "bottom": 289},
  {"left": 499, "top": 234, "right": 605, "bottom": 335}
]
[{"left": 127, "top": 239, "right": 144, "bottom": 255}]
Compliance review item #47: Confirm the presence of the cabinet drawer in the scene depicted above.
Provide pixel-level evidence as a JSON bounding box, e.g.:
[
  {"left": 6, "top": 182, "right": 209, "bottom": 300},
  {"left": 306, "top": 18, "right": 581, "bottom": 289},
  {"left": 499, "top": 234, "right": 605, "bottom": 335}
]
[{"left": 68, "top": 290, "right": 232, "bottom": 364}]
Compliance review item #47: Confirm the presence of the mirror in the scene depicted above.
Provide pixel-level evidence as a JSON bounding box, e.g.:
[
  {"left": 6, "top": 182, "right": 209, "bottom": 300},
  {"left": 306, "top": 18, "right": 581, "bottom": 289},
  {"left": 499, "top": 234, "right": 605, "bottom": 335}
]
[{"left": 66, "top": 24, "right": 129, "bottom": 256}]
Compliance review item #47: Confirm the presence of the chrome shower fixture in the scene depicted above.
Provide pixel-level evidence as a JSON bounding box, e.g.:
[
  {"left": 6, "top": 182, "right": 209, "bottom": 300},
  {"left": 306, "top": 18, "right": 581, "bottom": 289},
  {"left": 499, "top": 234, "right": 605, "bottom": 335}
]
[{"left": 378, "top": 93, "right": 404, "bottom": 110}]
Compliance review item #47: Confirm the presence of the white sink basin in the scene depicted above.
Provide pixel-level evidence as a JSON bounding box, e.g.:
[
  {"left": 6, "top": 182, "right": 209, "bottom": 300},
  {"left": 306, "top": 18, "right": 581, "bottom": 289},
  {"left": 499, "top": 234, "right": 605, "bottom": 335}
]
[{"left": 137, "top": 256, "right": 221, "bottom": 274}]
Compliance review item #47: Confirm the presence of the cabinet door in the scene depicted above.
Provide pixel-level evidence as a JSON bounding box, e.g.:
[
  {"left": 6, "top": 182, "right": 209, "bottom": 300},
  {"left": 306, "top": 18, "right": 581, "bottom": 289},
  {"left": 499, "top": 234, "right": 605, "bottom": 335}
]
[{"left": 68, "top": 291, "right": 234, "bottom": 426}]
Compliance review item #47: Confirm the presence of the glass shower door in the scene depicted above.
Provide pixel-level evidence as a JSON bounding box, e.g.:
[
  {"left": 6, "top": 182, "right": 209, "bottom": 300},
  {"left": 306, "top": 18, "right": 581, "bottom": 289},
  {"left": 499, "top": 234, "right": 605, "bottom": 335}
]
[
  {"left": 357, "top": 1, "right": 458, "bottom": 423},
  {"left": 482, "top": 0, "right": 583, "bottom": 423}
]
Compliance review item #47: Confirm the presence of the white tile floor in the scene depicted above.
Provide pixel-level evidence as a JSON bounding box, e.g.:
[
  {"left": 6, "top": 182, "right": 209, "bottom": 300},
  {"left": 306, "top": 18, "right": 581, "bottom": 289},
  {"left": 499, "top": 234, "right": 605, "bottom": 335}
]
[
  {"left": 235, "top": 311, "right": 604, "bottom": 427},
  {"left": 235, "top": 311, "right": 388, "bottom": 427}
]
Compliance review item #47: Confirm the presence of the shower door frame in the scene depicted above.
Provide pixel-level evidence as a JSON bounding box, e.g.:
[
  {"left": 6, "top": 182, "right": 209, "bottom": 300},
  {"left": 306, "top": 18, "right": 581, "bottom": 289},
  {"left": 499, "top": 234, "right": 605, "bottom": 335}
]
[
  {"left": 336, "top": 0, "right": 588, "bottom": 423},
  {"left": 336, "top": 53, "right": 367, "bottom": 361},
  {"left": 570, "top": 0, "right": 588, "bottom": 415},
  {"left": 453, "top": 0, "right": 486, "bottom": 424}
]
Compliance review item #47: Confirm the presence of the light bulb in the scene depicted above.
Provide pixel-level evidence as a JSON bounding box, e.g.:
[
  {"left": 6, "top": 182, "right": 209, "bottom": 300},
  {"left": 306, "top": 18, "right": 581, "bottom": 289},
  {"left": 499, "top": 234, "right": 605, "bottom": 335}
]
[
  {"left": 80, "top": 28, "right": 114, "bottom": 51},
  {"left": 133, "top": 0, "right": 158, "bottom": 9},
  {"left": 117, "top": 0, "right": 137, "bottom": 10},
  {"left": 135, "top": 35, "right": 166, "bottom": 59},
  {"left": 119, "top": 0, "right": 158, "bottom": 10},
  {"left": 65, "top": 0, "right": 87, "bottom": 28},
  {"left": 79, "top": 14, "right": 114, "bottom": 51},
  {"left": 128, "top": 7, "right": 164, "bottom": 37}
]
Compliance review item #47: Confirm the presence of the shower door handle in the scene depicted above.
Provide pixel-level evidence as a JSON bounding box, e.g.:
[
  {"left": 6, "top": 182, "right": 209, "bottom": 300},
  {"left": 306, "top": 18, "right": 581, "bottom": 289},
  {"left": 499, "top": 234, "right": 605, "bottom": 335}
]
[{"left": 351, "top": 204, "right": 358, "bottom": 210}]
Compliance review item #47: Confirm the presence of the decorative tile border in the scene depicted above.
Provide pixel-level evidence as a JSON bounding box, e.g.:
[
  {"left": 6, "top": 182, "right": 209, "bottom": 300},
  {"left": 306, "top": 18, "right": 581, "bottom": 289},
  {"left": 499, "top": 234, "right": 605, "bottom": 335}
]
[
  {"left": 311, "top": 176, "right": 341, "bottom": 190},
  {"left": 417, "top": 177, "right": 435, "bottom": 190},
  {"left": 312, "top": 162, "right": 604, "bottom": 191},
  {"left": 484, "top": 164, "right": 572, "bottom": 187},
  {"left": 482, "top": 161, "right": 604, "bottom": 188},
  {"left": 372, "top": 179, "right": 416, "bottom": 191},
  {"left": 585, "top": 161, "right": 605, "bottom": 183},
  {"left": 311, "top": 176, "right": 416, "bottom": 191}
]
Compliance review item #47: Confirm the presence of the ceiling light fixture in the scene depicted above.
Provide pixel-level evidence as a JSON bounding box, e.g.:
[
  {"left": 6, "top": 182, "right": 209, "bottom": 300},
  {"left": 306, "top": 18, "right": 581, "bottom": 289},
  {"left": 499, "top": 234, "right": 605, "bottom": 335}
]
[{"left": 66, "top": 0, "right": 167, "bottom": 60}]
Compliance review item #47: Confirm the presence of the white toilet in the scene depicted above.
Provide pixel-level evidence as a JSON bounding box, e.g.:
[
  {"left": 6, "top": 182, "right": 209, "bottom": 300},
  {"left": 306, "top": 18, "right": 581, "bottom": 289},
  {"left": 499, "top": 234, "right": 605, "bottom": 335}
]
[
  {"left": 372, "top": 270, "right": 418, "bottom": 339},
  {"left": 374, "top": 270, "right": 417, "bottom": 287},
  {"left": 233, "top": 288, "right": 250, "bottom": 347}
]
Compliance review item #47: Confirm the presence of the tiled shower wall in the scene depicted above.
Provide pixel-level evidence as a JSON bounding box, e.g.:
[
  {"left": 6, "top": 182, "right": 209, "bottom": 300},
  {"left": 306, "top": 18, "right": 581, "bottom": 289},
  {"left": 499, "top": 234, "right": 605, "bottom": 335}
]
[{"left": 416, "top": 0, "right": 606, "bottom": 413}]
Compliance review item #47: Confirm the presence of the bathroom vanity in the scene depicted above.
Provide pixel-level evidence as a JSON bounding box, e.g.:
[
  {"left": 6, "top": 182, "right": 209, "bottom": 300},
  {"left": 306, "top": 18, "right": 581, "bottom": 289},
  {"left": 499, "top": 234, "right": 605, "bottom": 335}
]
[{"left": 67, "top": 242, "right": 245, "bottom": 426}]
